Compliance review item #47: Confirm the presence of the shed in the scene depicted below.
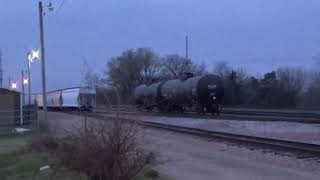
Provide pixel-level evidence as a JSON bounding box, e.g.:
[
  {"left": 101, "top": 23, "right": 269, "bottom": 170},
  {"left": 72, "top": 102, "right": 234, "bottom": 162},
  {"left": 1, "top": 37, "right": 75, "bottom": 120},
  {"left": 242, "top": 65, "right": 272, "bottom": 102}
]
[{"left": 0, "top": 88, "right": 21, "bottom": 125}]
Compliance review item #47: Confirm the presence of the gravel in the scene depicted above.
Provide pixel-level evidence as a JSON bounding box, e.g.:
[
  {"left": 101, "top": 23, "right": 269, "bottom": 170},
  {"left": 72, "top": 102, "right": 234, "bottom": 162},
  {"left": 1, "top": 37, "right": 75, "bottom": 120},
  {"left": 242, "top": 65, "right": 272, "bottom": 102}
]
[
  {"left": 46, "top": 112, "right": 320, "bottom": 180},
  {"left": 145, "top": 116, "right": 320, "bottom": 145}
]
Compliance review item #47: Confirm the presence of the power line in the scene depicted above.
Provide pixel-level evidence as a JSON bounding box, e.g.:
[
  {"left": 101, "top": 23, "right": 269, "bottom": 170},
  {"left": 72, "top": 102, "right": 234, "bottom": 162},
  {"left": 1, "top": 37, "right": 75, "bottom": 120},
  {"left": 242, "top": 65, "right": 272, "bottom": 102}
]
[
  {"left": 57, "top": 0, "right": 66, "bottom": 12},
  {"left": 53, "top": 0, "right": 66, "bottom": 14}
]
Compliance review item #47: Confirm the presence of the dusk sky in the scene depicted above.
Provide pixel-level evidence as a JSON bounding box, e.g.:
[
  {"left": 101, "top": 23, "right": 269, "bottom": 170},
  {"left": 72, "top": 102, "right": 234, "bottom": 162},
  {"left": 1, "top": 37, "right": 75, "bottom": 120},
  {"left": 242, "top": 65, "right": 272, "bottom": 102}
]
[{"left": 1, "top": 0, "right": 320, "bottom": 92}]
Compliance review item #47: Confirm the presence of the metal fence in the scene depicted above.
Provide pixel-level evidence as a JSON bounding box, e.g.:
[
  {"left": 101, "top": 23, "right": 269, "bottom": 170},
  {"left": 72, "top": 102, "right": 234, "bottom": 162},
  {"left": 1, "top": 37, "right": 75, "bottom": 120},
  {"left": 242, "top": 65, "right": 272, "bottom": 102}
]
[{"left": 0, "top": 104, "right": 38, "bottom": 135}]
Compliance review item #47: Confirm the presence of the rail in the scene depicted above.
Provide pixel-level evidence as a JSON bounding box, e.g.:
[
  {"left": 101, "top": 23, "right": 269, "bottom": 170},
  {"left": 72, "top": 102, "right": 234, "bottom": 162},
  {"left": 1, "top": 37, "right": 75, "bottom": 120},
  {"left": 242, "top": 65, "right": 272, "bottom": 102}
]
[
  {"left": 223, "top": 108, "right": 320, "bottom": 119},
  {"left": 139, "top": 121, "right": 320, "bottom": 154},
  {"left": 94, "top": 105, "right": 320, "bottom": 123},
  {"left": 81, "top": 111, "right": 320, "bottom": 156}
]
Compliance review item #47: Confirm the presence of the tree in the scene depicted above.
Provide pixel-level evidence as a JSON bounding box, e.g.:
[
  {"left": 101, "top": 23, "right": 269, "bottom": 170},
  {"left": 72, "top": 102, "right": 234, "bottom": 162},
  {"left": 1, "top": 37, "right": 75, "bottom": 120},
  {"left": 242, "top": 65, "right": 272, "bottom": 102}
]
[
  {"left": 106, "top": 48, "right": 159, "bottom": 104},
  {"left": 212, "top": 62, "right": 249, "bottom": 106},
  {"left": 276, "top": 67, "right": 305, "bottom": 107},
  {"left": 302, "top": 71, "right": 320, "bottom": 107},
  {"left": 212, "top": 62, "right": 231, "bottom": 79},
  {"left": 242, "top": 76, "right": 260, "bottom": 105},
  {"left": 96, "top": 87, "right": 118, "bottom": 106},
  {"left": 160, "top": 54, "right": 206, "bottom": 80},
  {"left": 247, "top": 68, "right": 305, "bottom": 108},
  {"left": 254, "top": 71, "right": 278, "bottom": 107},
  {"left": 81, "top": 61, "right": 102, "bottom": 88}
]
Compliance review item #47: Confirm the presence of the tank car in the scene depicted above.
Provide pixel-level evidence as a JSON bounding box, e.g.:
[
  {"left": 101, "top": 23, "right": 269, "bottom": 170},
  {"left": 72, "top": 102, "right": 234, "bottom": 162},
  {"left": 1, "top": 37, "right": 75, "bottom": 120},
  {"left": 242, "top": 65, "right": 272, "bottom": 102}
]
[{"left": 135, "top": 74, "right": 224, "bottom": 115}]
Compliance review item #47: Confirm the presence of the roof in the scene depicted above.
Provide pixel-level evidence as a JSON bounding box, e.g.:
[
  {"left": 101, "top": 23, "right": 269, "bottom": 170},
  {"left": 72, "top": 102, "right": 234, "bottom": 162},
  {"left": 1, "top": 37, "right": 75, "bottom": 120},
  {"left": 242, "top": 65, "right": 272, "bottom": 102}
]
[
  {"left": 0, "top": 88, "right": 20, "bottom": 95},
  {"left": 31, "top": 86, "right": 95, "bottom": 95}
]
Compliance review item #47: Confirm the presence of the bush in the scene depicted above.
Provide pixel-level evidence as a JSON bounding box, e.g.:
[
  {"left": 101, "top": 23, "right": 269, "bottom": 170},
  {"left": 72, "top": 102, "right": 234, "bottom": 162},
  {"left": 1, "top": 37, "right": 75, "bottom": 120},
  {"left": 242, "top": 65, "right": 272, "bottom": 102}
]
[
  {"left": 144, "top": 169, "right": 159, "bottom": 179},
  {"left": 29, "top": 118, "right": 157, "bottom": 180},
  {"left": 27, "top": 132, "right": 58, "bottom": 152}
]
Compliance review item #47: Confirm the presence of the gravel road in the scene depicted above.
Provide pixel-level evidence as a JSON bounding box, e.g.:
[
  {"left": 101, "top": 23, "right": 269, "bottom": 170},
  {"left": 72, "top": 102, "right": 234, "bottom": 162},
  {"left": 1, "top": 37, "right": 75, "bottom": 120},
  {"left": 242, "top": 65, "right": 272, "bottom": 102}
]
[{"left": 45, "top": 111, "right": 320, "bottom": 180}]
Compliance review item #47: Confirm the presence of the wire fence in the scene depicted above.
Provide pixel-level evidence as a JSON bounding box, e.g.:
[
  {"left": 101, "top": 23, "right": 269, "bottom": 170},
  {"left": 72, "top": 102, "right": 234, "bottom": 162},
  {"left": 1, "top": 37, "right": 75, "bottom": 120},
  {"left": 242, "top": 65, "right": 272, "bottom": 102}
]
[{"left": 0, "top": 104, "right": 38, "bottom": 135}]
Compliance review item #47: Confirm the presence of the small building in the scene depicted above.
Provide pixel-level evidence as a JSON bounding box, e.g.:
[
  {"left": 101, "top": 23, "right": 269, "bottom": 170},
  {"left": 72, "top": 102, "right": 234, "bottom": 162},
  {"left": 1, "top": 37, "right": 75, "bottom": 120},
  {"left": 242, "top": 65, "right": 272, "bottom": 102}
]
[{"left": 0, "top": 88, "right": 21, "bottom": 125}]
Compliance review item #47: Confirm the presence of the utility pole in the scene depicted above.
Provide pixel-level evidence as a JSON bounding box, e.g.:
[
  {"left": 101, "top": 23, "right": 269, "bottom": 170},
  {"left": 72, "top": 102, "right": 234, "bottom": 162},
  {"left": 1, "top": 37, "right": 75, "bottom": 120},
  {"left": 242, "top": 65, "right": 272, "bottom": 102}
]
[
  {"left": 38, "top": 1, "right": 48, "bottom": 121},
  {"left": 21, "top": 70, "right": 25, "bottom": 105},
  {"left": 27, "top": 53, "right": 31, "bottom": 105},
  {"left": 185, "top": 36, "right": 188, "bottom": 60},
  {"left": 0, "top": 49, "right": 3, "bottom": 88}
]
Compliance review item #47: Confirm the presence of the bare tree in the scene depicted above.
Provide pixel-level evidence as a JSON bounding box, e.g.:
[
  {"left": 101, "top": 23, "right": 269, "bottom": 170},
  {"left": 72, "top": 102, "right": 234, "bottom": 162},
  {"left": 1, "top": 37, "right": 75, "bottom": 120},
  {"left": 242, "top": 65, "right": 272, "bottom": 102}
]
[
  {"left": 81, "top": 61, "right": 101, "bottom": 88},
  {"left": 106, "top": 48, "right": 160, "bottom": 103},
  {"left": 160, "top": 54, "right": 206, "bottom": 79},
  {"left": 277, "top": 67, "right": 305, "bottom": 94},
  {"left": 302, "top": 71, "right": 320, "bottom": 107},
  {"left": 212, "top": 62, "right": 232, "bottom": 79},
  {"left": 235, "top": 67, "right": 249, "bottom": 84},
  {"left": 136, "top": 48, "right": 161, "bottom": 84},
  {"left": 276, "top": 67, "right": 305, "bottom": 107}
]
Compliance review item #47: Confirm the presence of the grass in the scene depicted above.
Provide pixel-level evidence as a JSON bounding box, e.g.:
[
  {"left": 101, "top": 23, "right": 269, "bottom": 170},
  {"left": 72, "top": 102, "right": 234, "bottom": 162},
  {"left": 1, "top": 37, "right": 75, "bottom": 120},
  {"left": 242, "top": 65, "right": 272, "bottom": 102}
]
[
  {"left": 0, "top": 135, "right": 170, "bottom": 180},
  {"left": 0, "top": 134, "right": 27, "bottom": 154},
  {"left": 0, "top": 127, "right": 17, "bottom": 136},
  {"left": 0, "top": 135, "right": 86, "bottom": 180},
  {"left": 0, "top": 151, "right": 51, "bottom": 179}
]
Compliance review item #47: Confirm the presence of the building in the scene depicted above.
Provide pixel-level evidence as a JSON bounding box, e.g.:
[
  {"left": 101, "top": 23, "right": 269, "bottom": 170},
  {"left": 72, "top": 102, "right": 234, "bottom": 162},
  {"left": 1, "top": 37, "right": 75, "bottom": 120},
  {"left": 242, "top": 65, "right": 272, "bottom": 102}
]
[{"left": 0, "top": 88, "right": 21, "bottom": 125}]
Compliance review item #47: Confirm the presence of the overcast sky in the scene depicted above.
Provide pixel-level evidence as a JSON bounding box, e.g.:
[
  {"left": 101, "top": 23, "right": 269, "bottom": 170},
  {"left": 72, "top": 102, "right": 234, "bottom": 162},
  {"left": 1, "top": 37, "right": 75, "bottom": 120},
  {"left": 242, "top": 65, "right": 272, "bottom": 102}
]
[{"left": 0, "top": 0, "right": 320, "bottom": 92}]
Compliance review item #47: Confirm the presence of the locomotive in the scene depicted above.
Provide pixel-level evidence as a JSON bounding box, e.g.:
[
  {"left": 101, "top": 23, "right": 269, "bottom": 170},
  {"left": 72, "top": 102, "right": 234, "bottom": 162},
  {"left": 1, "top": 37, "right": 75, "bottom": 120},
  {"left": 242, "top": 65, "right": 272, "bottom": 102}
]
[{"left": 135, "top": 73, "right": 224, "bottom": 115}]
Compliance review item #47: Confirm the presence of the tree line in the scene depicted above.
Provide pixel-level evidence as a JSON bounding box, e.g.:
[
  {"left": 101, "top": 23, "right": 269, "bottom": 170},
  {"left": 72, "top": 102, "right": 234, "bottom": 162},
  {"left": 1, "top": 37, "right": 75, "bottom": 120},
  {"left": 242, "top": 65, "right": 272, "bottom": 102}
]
[{"left": 82, "top": 48, "right": 320, "bottom": 108}]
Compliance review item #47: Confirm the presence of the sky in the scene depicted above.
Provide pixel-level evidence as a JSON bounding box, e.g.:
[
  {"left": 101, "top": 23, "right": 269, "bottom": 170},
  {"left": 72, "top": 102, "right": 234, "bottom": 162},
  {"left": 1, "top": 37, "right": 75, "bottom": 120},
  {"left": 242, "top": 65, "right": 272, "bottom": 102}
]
[{"left": 0, "top": 0, "right": 320, "bottom": 92}]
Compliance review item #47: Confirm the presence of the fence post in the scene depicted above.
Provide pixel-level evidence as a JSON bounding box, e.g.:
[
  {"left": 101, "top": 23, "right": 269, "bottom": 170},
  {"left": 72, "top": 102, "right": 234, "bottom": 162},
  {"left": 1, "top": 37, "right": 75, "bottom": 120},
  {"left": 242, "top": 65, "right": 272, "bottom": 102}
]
[
  {"left": 84, "top": 111, "right": 87, "bottom": 133},
  {"left": 34, "top": 99, "right": 39, "bottom": 129},
  {"left": 20, "top": 93, "right": 23, "bottom": 126}
]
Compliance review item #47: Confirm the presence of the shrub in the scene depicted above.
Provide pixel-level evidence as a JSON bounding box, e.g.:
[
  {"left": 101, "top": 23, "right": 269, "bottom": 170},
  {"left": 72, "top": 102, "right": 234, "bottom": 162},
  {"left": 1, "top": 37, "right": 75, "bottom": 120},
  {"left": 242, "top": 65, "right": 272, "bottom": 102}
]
[
  {"left": 144, "top": 169, "right": 159, "bottom": 179},
  {"left": 29, "top": 118, "right": 157, "bottom": 180}
]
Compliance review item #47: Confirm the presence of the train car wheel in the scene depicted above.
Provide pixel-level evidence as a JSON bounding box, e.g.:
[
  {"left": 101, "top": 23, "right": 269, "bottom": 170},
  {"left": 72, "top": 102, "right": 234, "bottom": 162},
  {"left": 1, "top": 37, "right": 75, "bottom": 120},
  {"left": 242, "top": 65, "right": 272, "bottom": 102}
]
[
  {"left": 180, "top": 106, "right": 184, "bottom": 113},
  {"left": 196, "top": 104, "right": 205, "bottom": 114},
  {"left": 216, "top": 105, "right": 221, "bottom": 116},
  {"left": 211, "top": 105, "right": 217, "bottom": 116}
]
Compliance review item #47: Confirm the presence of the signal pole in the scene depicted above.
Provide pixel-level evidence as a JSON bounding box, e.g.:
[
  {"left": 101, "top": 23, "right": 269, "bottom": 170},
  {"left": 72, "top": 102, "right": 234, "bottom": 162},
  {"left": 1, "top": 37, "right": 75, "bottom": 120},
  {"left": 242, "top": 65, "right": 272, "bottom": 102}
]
[
  {"left": 38, "top": 1, "right": 48, "bottom": 121},
  {"left": 21, "top": 70, "right": 25, "bottom": 105},
  {"left": 27, "top": 53, "right": 31, "bottom": 105},
  {"left": 185, "top": 36, "right": 188, "bottom": 60}
]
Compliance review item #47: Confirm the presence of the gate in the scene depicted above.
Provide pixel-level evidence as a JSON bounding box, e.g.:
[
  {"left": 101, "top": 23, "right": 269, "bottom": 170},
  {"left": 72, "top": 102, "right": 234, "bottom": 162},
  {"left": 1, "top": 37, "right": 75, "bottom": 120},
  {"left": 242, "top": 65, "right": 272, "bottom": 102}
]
[{"left": 0, "top": 104, "right": 38, "bottom": 135}]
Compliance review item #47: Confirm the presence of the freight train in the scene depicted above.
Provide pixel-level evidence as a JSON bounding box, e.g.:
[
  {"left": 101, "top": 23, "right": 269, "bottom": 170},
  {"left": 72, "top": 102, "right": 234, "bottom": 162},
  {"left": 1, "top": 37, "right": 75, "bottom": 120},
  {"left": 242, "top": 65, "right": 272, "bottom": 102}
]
[
  {"left": 33, "top": 87, "right": 96, "bottom": 111},
  {"left": 135, "top": 74, "right": 224, "bottom": 115}
]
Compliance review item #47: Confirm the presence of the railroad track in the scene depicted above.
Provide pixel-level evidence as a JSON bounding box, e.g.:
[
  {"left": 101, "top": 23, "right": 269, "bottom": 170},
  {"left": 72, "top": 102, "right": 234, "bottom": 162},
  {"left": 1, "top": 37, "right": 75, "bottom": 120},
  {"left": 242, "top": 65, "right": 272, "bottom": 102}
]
[
  {"left": 94, "top": 106, "right": 320, "bottom": 124},
  {"left": 140, "top": 121, "right": 320, "bottom": 155},
  {"left": 223, "top": 108, "right": 320, "bottom": 119},
  {"left": 85, "top": 111, "right": 320, "bottom": 156}
]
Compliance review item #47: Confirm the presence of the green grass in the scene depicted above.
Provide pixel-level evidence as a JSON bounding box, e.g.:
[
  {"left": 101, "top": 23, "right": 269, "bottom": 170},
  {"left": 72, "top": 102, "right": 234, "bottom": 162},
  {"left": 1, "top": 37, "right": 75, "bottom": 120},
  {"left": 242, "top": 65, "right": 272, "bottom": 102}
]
[
  {"left": 0, "top": 151, "right": 50, "bottom": 179},
  {"left": 0, "top": 127, "right": 16, "bottom": 136},
  {"left": 0, "top": 134, "right": 27, "bottom": 154},
  {"left": 0, "top": 135, "right": 85, "bottom": 180}
]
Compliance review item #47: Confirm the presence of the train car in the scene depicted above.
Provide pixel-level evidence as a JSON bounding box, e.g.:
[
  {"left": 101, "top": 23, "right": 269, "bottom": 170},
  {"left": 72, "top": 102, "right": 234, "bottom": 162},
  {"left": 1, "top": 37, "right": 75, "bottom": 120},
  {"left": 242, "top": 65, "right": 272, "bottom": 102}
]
[
  {"left": 135, "top": 82, "right": 162, "bottom": 110},
  {"left": 135, "top": 74, "right": 224, "bottom": 115},
  {"left": 35, "top": 87, "right": 96, "bottom": 111}
]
